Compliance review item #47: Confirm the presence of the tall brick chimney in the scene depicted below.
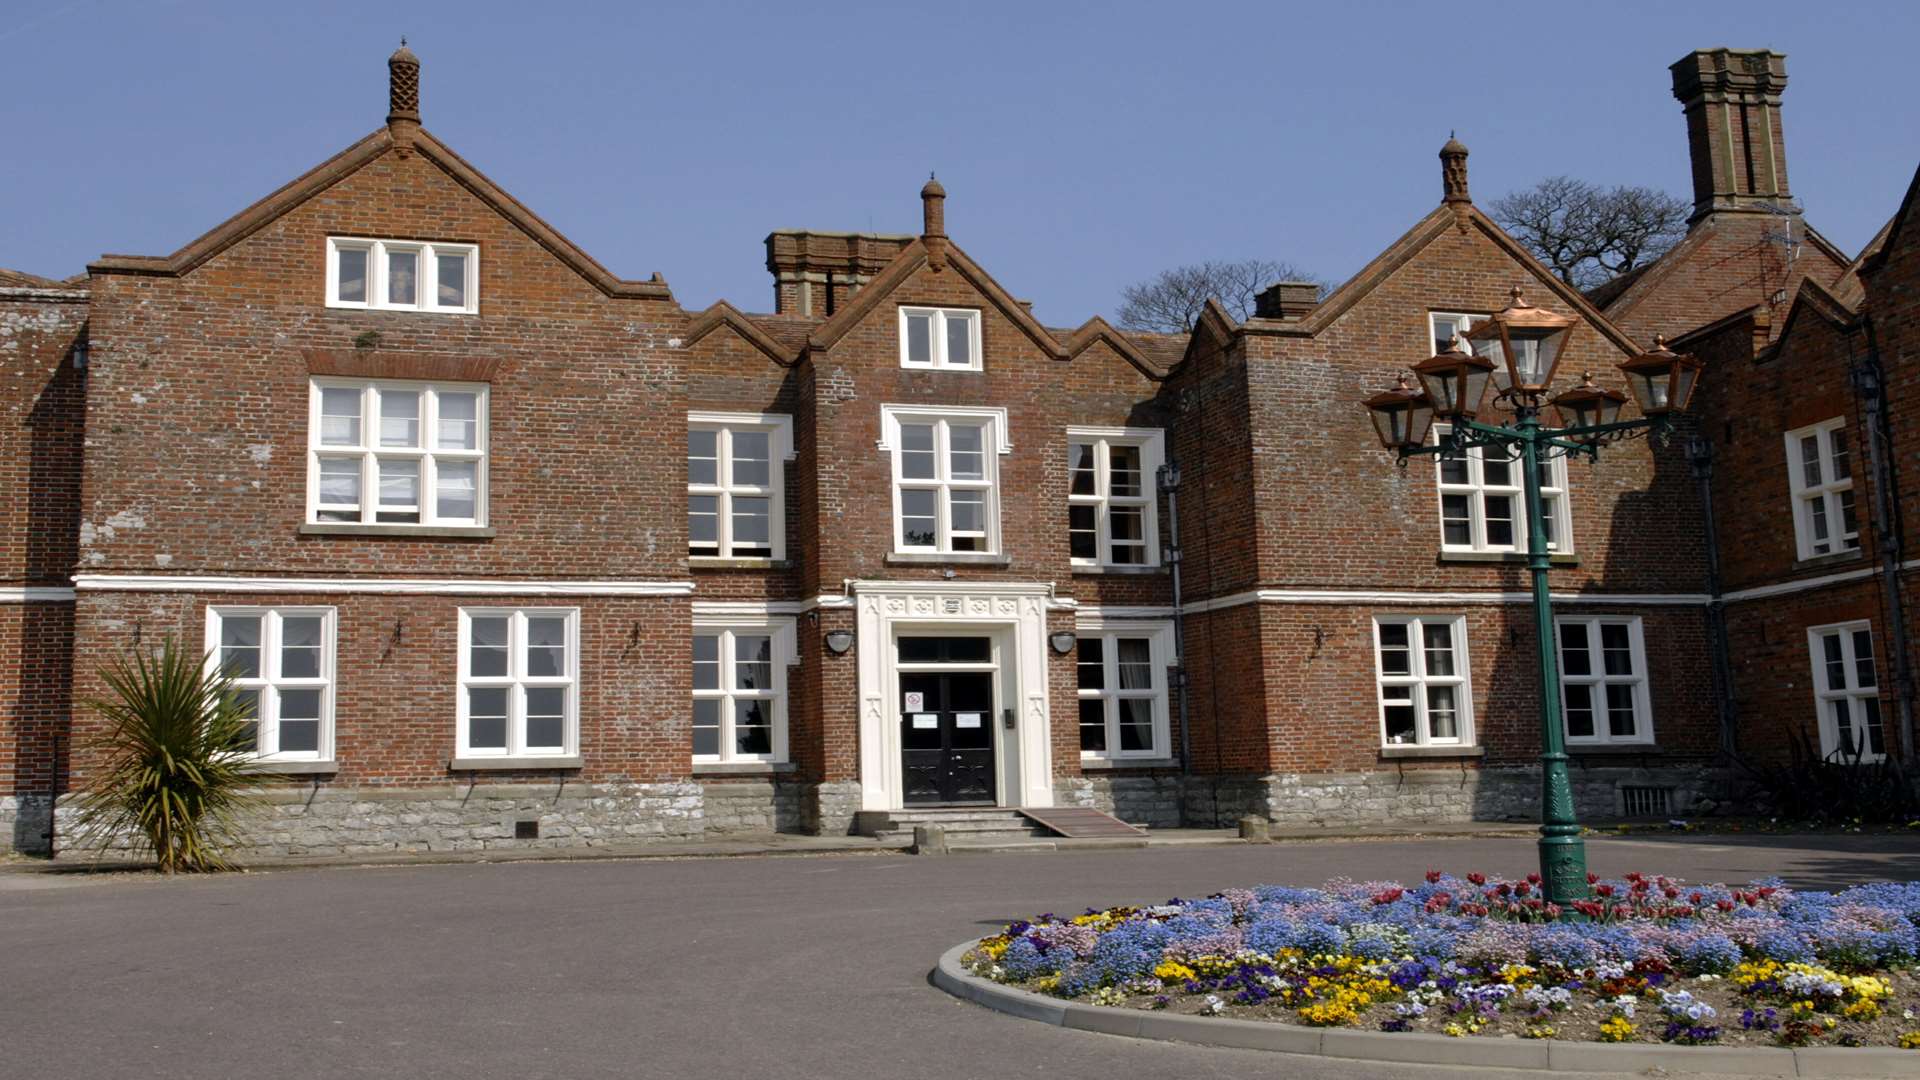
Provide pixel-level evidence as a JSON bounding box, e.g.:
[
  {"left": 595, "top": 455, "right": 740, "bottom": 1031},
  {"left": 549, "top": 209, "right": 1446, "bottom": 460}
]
[
  {"left": 387, "top": 40, "right": 421, "bottom": 150},
  {"left": 1670, "top": 48, "right": 1791, "bottom": 221},
  {"left": 921, "top": 174, "right": 948, "bottom": 272}
]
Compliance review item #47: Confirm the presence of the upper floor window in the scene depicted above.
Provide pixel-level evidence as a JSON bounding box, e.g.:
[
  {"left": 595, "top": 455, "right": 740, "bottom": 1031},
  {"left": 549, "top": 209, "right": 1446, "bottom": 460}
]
[
  {"left": 1785, "top": 419, "right": 1859, "bottom": 560},
  {"left": 1067, "top": 427, "right": 1164, "bottom": 568},
  {"left": 1374, "top": 615, "right": 1472, "bottom": 747},
  {"left": 457, "top": 608, "right": 578, "bottom": 759},
  {"left": 1808, "top": 621, "right": 1884, "bottom": 762},
  {"left": 879, "top": 405, "right": 1007, "bottom": 555},
  {"left": 688, "top": 412, "right": 794, "bottom": 562},
  {"left": 1076, "top": 622, "right": 1173, "bottom": 760},
  {"left": 1557, "top": 616, "right": 1652, "bottom": 746},
  {"left": 692, "top": 618, "right": 795, "bottom": 764},
  {"left": 1434, "top": 423, "right": 1571, "bottom": 555},
  {"left": 899, "top": 307, "right": 981, "bottom": 371},
  {"left": 309, "top": 379, "right": 488, "bottom": 528},
  {"left": 207, "top": 606, "right": 336, "bottom": 762},
  {"left": 327, "top": 237, "right": 478, "bottom": 314}
]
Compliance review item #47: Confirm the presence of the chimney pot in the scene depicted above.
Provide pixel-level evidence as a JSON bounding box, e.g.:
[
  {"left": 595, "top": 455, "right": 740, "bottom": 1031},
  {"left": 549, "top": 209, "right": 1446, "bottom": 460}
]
[
  {"left": 1254, "top": 281, "right": 1321, "bottom": 320},
  {"left": 387, "top": 41, "right": 421, "bottom": 147},
  {"left": 1439, "top": 135, "right": 1470, "bottom": 204},
  {"left": 921, "top": 174, "right": 948, "bottom": 271}
]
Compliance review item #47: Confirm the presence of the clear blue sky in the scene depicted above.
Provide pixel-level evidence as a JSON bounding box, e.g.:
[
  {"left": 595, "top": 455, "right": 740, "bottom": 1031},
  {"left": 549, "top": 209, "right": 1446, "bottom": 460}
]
[{"left": 4, "top": 1, "right": 1917, "bottom": 324}]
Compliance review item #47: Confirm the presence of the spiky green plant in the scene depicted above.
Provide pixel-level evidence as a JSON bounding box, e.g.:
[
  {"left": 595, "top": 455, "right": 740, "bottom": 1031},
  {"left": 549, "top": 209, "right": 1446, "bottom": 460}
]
[{"left": 74, "top": 638, "right": 275, "bottom": 872}]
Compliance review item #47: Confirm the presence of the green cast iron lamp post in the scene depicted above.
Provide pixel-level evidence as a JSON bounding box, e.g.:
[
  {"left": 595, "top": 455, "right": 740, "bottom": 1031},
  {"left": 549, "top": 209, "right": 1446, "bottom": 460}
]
[{"left": 1362, "top": 287, "right": 1703, "bottom": 907}]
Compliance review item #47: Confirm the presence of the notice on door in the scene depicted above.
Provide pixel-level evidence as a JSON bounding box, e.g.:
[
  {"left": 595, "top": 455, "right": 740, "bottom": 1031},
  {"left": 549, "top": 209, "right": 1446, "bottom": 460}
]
[
  {"left": 903, "top": 692, "right": 924, "bottom": 711},
  {"left": 955, "top": 712, "right": 983, "bottom": 729},
  {"left": 911, "top": 713, "right": 938, "bottom": 729}
]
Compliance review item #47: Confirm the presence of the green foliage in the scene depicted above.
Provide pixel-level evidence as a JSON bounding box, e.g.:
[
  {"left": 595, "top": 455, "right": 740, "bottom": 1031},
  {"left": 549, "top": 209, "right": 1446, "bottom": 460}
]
[{"left": 74, "top": 637, "right": 275, "bottom": 872}]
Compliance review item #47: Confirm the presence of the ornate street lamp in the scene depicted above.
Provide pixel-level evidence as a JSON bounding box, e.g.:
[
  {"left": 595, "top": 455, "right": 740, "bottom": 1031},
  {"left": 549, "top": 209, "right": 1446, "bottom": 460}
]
[
  {"left": 1467, "top": 286, "right": 1578, "bottom": 398},
  {"left": 1361, "top": 290, "right": 1703, "bottom": 908},
  {"left": 1362, "top": 374, "right": 1436, "bottom": 450}
]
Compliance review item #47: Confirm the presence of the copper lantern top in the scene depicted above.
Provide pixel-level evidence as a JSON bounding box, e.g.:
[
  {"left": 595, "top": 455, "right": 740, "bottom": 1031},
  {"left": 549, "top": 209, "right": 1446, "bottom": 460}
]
[{"left": 1465, "top": 286, "right": 1578, "bottom": 398}]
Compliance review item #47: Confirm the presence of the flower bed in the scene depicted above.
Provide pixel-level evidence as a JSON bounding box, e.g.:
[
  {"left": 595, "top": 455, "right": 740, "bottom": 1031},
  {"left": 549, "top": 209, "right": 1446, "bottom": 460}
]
[{"left": 962, "top": 871, "right": 1920, "bottom": 1048}]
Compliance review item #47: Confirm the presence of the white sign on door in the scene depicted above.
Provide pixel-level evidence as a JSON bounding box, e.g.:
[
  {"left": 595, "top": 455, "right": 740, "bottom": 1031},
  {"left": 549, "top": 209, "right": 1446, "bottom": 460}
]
[{"left": 903, "top": 692, "right": 924, "bottom": 711}]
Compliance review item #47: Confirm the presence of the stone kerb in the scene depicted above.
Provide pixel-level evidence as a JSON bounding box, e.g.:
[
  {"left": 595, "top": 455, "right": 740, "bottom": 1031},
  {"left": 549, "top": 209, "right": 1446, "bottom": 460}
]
[{"left": 932, "top": 942, "right": 1920, "bottom": 1077}]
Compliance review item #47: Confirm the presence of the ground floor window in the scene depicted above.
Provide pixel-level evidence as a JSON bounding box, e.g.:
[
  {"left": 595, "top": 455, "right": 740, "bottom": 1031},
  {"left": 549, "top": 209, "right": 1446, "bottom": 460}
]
[
  {"left": 692, "top": 619, "right": 794, "bottom": 763},
  {"left": 1808, "top": 621, "right": 1884, "bottom": 761},
  {"left": 1556, "top": 616, "right": 1653, "bottom": 745},
  {"left": 457, "top": 608, "right": 578, "bottom": 758},
  {"left": 1373, "top": 615, "right": 1472, "bottom": 746},
  {"left": 1076, "top": 622, "right": 1172, "bottom": 760},
  {"left": 206, "top": 606, "right": 335, "bottom": 761}
]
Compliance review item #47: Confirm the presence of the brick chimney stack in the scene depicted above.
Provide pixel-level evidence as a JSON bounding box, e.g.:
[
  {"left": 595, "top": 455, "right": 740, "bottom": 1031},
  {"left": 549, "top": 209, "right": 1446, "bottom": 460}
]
[
  {"left": 387, "top": 40, "right": 421, "bottom": 150},
  {"left": 1670, "top": 48, "right": 1791, "bottom": 221},
  {"left": 921, "top": 174, "right": 948, "bottom": 271},
  {"left": 1254, "top": 281, "right": 1321, "bottom": 320}
]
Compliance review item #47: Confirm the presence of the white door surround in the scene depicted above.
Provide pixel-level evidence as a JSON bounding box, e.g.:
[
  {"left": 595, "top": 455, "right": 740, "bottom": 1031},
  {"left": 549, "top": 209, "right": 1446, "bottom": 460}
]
[{"left": 851, "top": 580, "right": 1057, "bottom": 811}]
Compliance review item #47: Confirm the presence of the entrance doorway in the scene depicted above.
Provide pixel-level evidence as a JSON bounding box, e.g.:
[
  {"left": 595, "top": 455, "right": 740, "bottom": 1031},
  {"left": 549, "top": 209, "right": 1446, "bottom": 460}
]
[{"left": 897, "top": 636, "right": 996, "bottom": 805}]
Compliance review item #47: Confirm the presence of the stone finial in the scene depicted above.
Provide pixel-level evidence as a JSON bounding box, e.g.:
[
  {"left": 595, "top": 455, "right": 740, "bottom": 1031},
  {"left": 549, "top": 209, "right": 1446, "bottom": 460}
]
[
  {"left": 388, "top": 40, "right": 421, "bottom": 149},
  {"left": 921, "top": 174, "right": 948, "bottom": 272},
  {"left": 1440, "top": 134, "right": 1470, "bottom": 204}
]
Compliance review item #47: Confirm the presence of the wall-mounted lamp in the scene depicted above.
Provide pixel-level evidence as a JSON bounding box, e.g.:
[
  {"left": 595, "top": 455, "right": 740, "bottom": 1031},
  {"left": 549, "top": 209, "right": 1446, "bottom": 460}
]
[
  {"left": 824, "top": 629, "right": 855, "bottom": 655},
  {"left": 1157, "top": 459, "right": 1182, "bottom": 493},
  {"left": 1048, "top": 631, "right": 1078, "bottom": 655}
]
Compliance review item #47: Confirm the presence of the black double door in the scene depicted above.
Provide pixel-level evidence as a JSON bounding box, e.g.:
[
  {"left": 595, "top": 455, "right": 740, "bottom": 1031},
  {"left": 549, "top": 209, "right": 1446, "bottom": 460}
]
[{"left": 900, "top": 667, "right": 996, "bottom": 805}]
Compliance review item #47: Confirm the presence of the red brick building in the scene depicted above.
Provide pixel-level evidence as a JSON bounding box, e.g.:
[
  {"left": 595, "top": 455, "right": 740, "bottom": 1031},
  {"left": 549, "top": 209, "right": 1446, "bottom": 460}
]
[{"left": 0, "top": 45, "right": 1912, "bottom": 856}]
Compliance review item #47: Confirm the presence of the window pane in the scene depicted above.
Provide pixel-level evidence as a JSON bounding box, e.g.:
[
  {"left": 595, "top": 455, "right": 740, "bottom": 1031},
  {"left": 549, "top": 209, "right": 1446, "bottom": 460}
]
[
  {"left": 1484, "top": 494, "right": 1515, "bottom": 547},
  {"left": 1605, "top": 683, "right": 1637, "bottom": 738},
  {"left": 387, "top": 249, "right": 418, "bottom": 306},
  {"left": 731, "top": 496, "right": 771, "bottom": 553},
  {"left": 1863, "top": 697, "right": 1885, "bottom": 756},
  {"left": 1069, "top": 443, "right": 1097, "bottom": 496},
  {"left": 949, "top": 425, "right": 985, "bottom": 481},
  {"left": 1482, "top": 455, "right": 1512, "bottom": 487},
  {"left": 1383, "top": 692, "right": 1416, "bottom": 744},
  {"left": 692, "top": 634, "right": 720, "bottom": 691},
  {"left": 1440, "top": 494, "right": 1472, "bottom": 546},
  {"left": 1069, "top": 505, "right": 1097, "bottom": 559},
  {"left": 1565, "top": 685, "right": 1595, "bottom": 738},
  {"left": 900, "top": 488, "right": 937, "bottom": 547},
  {"left": 437, "top": 392, "right": 479, "bottom": 450},
  {"left": 1838, "top": 490, "right": 1859, "bottom": 543},
  {"left": 900, "top": 424, "right": 936, "bottom": 480},
  {"left": 436, "top": 251, "right": 468, "bottom": 308},
  {"left": 687, "top": 429, "right": 718, "bottom": 485},
  {"left": 1378, "top": 623, "right": 1411, "bottom": 677},
  {"left": 732, "top": 430, "right": 771, "bottom": 488},
  {"left": 734, "top": 635, "right": 772, "bottom": 691},
  {"left": 905, "top": 313, "right": 932, "bottom": 365},
  {"left": 280, "top": 615, "right": 323, "bottom": 679},
  {"left": 377, "top": 459, "right": 420, "bottom": 522},
  {"left": 1852, "top": 630, "right": 1877, "bottom": 689},
  {"left": 1600, "top": 623, "right": 1634, "bottom": 675},
  {"left": 336, "top": 246, "right": 367, "bottom": 303},
  {"left": 467, "top": 688, "right": 508, "bottom": 750},
  {"left": 945, "top": 312, "right": 973, "bottom": 367},
  {"left": 1438, "top": 451, "right": 1470, "bottom": 486},
  {"left": 469, "top": 616, "right": 510, "bottom": 677},
  {"left": 949, "top": 489, "right": 985, "bottom": 535},
  {"left": 279, "top": 689, "right": 322, "bottom": 753},
  {"left": 436, "top": 460, "right": 478, "bottom": 521},
  {"left": 220, "top": 616, "right": 263, "bottom": 679},
  {"left": 525, "top": 616, "right": 568, "bottom": 678},
  {"left": 692, "top": 698, "right": 720, "bottom": 757},
  {"left": 1821, "top": 632, "right": 1846, "bottom": 690},
  {"left": 525, "top": 687, "right": 566, "bottom": 750},
  {"left": 1421, "top": 623, "right": 1455, "bottom": 677},
  {"left": 1426, "top": 685, "right": 1459, "bottom": 741},
  {"left": 1832, "top": 699, "right": 1857, "bottom": 758},
  {"left": 1801, "top": 435, "right": 1822, "bottom": 488},
  {"left": 1559, "top": 622, "right": 1591, "bottom": 676},
  {"left": 1117, "top": 698, "right": 1153, "bottom": 752},
  {"left": 1115, "top": 638, "right": 1153, "bottom": 690},
  {"left": 318, "top": 457, "right": 361, "bottom": 511},
  {"left": 379, "top": 390, "right": 420, "bottom": 447},
  {"left": 1108, "top": 507, "right": 1145, "bottom": 564},
  {"left": 320, "top": 388, "right": 363, "bottom": 446},
  {"left": 233, "top": 688, "right": 260, "bottom": 752},
  {"left": 734, "top": 700, "right": 772, "bottom": 755},
  {"left": 1109, "top": 445, "right": 1142, "bottom": 498},
  {"left": 1079, "top": 698, "right": 1107, "bottom": 751},
  {"left": 1077, "top": 638, "right": 1104, "bottom": 690},
  {"left": 689, "top": 494, "right": 719, "bottom": 549},
  {"left": 1829, "top": 427, "right": 1851, "bottom": 480}
]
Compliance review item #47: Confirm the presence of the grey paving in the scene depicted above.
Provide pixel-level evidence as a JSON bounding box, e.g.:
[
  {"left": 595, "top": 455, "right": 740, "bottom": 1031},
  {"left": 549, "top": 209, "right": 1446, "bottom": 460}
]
[{"left": 5, "top": 832, "right": 1919, "bottom": 1080}]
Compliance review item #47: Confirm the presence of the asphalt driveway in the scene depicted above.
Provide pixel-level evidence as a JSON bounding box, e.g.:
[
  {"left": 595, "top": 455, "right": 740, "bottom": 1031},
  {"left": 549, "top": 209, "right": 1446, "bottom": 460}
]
[{"left": 6, "top": 832, "right": 1918, "bottom": 1080}]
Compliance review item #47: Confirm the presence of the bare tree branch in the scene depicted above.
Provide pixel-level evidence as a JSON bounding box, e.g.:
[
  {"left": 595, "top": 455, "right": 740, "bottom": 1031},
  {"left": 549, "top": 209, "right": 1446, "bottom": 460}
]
[
  {"left": 1488, "top": 177, "right": 1689, "bottom": 290},
  {"left": 1116, "top": 259, "right": 1324, "bottom": 333}
]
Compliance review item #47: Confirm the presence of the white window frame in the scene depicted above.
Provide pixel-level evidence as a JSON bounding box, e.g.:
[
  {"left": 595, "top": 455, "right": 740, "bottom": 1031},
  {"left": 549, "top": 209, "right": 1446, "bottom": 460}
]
[
  {"left": 307, "top": 377, "right": 490, "bottom": 528},
  {"left": 691, "top": 616, "right": 797, "bottom": 764},
  {"left": 1433, "top": 422, "right": 1572, "bottom": 555},
  {"left": 1556, "top": 616, "right": 1654, "bottom": 746},
  {"left": 326, "top": 237, "right": 479, "bottom": 314},
  {"left": 687, "top": 412, "right": 794, "bottom": 562},
  {"left": 1807, "top": 621, "right": 1885, "bottom": 762},
  {"left": 1075, "top": 619, "right": 1173, "bottom": 761},
  {"left": 1372, "top": 614, "right": 1474, "bottom": 747},
  {"left": 455, "top": 608, "right": 579, "bottom": 759},
  {"left": 1785, "top": 418, "right": 1859, "bottom": 560},
  {"left": 898, "top": 306, "right": 982, "bottom": 371},
  {"left": 203, "top": 606, "right": 337, "bottom": 763},
  {"left": 1066, "top": 426, "right": 1164, "bottom": 569},
  {"left": 877, "top": 404, "right": 1008, "bottom": 555}
]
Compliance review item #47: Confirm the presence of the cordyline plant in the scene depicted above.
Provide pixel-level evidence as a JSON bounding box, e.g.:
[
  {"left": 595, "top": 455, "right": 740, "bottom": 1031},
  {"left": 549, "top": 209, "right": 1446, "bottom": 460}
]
[{"left": 73, "top": 638, "right": 276, "bottom": 873}]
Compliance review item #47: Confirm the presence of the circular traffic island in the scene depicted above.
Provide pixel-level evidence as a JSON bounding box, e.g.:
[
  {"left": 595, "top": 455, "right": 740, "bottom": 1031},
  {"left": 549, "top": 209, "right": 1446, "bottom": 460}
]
[{"left": 934, "top": 871, "right": 1920, "bottom": 1075}]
